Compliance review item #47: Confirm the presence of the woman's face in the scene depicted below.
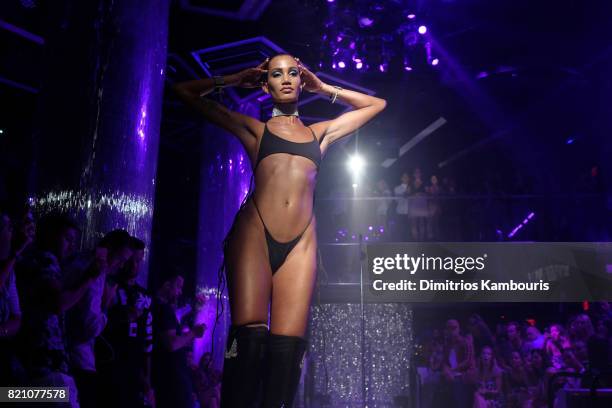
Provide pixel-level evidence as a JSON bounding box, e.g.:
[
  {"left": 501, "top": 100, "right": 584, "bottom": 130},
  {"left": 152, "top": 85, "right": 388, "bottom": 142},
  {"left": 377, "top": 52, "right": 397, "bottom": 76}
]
[
  {"left": 481, "top": 347, "right": 493, "bottom": 363},
  {"left": 550, "top": 325, "right": 560, "bottom": 339},
  {"left": 511, "top": 351, "right": 522, "bottom": 368},
  {"left": 526, "top": 326, "right": 538, "bottom": 341},
  {"left": 531, "top": 351, "right": 543, "bottom": 367},
  {"left": 264, "top": 55, "right": 302, "bottom": 103}
]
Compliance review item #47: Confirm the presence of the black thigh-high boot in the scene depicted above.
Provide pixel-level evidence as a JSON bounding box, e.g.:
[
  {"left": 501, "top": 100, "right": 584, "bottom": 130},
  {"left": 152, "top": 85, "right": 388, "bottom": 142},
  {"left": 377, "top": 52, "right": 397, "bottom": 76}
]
[
  {"left": 262, "top": 334, "right": 307, "bottom": 408},
  {"left": 220, "top": 324, "right": 269, "bottom": 408}
]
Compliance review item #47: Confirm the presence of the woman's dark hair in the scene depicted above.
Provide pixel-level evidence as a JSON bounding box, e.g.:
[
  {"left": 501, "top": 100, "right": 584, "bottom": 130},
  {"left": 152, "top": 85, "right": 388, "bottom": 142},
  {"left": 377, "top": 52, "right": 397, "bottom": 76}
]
[
  {"left": 129, "top": 236, "right": 145, "bottom": 251},
  {"left": 98, "top": 229, "right": 131, "bottom": 252}
]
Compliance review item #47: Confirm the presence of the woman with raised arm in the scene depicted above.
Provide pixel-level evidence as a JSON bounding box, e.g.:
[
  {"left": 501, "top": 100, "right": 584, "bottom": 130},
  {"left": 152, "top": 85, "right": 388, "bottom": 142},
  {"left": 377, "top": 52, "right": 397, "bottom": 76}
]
[{"left": 173, "top": 53, "right": 386, "bottom": 407}]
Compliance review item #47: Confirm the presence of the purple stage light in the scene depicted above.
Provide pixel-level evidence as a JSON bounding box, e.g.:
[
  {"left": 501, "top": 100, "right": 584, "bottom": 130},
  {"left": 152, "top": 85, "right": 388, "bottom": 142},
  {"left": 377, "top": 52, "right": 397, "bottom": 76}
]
[
  {"left": 566, "top": 138, "right": 574, "bottom": 144},
  {"left": 338, "top": 61, "right": 346, "bottom": 68},
  {"left": 431, "top": 58, "right": 439, "bottom": 66},
  {"left": 356, "top": 61, "right": 363, "bottom": 69},
  {"left": 403, "top": 56, "right": 412, "bottom": 71},
  {"left": 332, "top": 62, "right": 337, "bottom": 69},
  {"left": 508, "top": 211, "right": 535, "bottom": 238},
  {"left": 407, "top": 14, "right": 416, "bottom": 19},
  {"left": 476, "top": 71, "right": 489, "bottom": 79},
  {"left": 379, "top": 63, "right": 387, "bottom": 72},
  {"left": 418, "top": 25, "right": 427, "bottom": 34},
  {"left": 368, "top": 225, "right": 373, "bottom": 231},
  {"left": 349, "top": 41, "right": 356, "bottom": 49},
  {"left": 359, "top": 17, "right": 374, "bottom": 27},
  {"left": 337, "top": 35, "right": 343, "bottom": 42}
]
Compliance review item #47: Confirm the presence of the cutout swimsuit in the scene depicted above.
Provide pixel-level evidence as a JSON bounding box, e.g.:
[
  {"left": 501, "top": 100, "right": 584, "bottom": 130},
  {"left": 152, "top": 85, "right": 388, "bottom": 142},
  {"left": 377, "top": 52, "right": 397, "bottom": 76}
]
[{"left": 250, "top": 123, "right": 322, "bottom": 274}]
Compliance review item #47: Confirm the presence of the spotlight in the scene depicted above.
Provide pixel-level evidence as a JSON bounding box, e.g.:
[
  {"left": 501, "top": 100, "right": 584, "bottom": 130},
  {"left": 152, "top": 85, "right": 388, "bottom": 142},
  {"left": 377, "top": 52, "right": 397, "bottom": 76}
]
[
  {"left": 347, "top": 154, "right": 365, "bottom": 174},
  {"left": 407, "top": 14, "right": 416, "bottom": 19},
  {"left": 356, "top": 61, "right": 364, "bottom": 69},
  {"left": 359, "top": 16, "right": 374, "bottom": 27},
  {"left": 431, "top": 58, "right": 439, "bottom": 66},
  {"left": 418, "top": 25, "right": 427, "bottom": 34},
  {"left": 403, "top": 57, "right": 412, "bottom": 71},
  {"left": 332, "top": 62, "right": 337, "bottom": 69},
  {"left": 379, "top": 63, "right": 387, "bottom": 72},
  {"left": 338, "top": 61, "right": 346, "bottom": 68}
]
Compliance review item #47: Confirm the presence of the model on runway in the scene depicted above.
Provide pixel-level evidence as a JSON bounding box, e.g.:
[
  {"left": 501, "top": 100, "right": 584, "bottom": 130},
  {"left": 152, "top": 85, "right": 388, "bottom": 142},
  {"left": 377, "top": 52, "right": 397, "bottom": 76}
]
[{"left": 174, "top": 54, "right": 386, "bottom": 407}]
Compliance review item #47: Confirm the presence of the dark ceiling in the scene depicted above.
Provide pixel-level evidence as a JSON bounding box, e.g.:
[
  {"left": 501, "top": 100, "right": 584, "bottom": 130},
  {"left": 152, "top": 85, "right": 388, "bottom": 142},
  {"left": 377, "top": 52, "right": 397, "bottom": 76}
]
[{"left": 2, "top": 0, "right": 611, "bottom": 192}]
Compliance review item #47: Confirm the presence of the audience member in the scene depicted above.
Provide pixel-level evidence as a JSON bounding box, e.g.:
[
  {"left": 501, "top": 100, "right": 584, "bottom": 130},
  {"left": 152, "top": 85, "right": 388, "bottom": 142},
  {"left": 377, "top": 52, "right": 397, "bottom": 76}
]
[
  {"left": 442, "top": 319, "right": 474, "bottom": 408},
  {"left": 497, "top": 322, "right": 524, "bottom": 370},
  {"left": 152, "top": 274, "right": 206, "bottom": 408},
  {"left": 63, "top": 229, "right": 132, "bottom": 408},
  {"left": 100, "top": 236, "right": 154, "bottom": 407},
  {"left": 17, "top": 214, "right": 102, "bottom": 407},
  {"left": 393, "top": 172, "right": 411, "bottom": 241},
  {"left": 472, "top": 346, "right": 502, "bottom": 408},
  {"left": 0, "top": 207, "right": 28, "bottom": 384}
]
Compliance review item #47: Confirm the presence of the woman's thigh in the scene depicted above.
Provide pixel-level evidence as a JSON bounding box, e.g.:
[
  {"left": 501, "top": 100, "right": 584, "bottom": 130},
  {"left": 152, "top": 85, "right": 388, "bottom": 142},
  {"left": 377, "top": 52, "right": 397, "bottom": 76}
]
[
  {"left": 269, "top": 219, "right": 318, "bottom": 337},
  {"left": 225, "top": 200, "right": 272, "bottom": 325}
]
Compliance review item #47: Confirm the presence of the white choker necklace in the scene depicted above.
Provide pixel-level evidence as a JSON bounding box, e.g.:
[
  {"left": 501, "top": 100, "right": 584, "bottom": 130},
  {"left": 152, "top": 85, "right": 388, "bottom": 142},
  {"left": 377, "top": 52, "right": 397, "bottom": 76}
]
[{"left": 272, "top": 104, "right": 299, "bottom": 117}]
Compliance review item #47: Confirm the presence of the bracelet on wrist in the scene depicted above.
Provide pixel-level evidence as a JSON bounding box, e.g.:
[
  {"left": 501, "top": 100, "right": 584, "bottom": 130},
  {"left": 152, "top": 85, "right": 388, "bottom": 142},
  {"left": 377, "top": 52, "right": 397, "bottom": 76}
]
[
  {"left": 330, "top": 85, "right": 343, "bottom": 104},
  {"left": 213, "top": 75, "right": 226, "bottom": 95},
  {"left": 213, "top": 76, "right": 225, "bottom": 88}
]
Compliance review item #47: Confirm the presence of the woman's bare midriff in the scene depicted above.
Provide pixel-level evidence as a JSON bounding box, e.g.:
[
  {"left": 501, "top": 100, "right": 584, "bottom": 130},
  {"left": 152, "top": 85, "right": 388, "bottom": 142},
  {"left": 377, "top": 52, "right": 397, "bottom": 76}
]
[{"left": 252, "top": 153, "right": 317, "bottom": 241}]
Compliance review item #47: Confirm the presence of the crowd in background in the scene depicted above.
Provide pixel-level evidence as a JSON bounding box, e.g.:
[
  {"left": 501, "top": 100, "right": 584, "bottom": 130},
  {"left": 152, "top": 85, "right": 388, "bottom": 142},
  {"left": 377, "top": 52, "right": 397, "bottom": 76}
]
[
  {"left": 320, "top": 165, "right": 607, "bottom": 243},
  {"left": 0, "top": 202, "right": 220, "bottom": 408},
  {"left": 417, "top": 308, "right": 612, "bottom": 408}
]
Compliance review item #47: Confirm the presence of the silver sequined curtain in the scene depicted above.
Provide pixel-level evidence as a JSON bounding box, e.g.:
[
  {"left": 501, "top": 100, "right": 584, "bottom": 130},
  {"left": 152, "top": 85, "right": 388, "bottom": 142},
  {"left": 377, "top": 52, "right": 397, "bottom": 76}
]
[{"left": 306, "top": 303, "right": 413, "bottom": 407}]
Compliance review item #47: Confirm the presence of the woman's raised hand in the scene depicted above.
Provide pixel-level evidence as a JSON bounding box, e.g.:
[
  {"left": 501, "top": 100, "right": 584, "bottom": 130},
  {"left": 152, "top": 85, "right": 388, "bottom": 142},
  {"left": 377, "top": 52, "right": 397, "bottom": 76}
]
[
  {"left": 296, "top": 58, "right": 324, "bottom": 93},
  {"left": 234, "top": 58, "right": 269, "bottom": 88}
]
